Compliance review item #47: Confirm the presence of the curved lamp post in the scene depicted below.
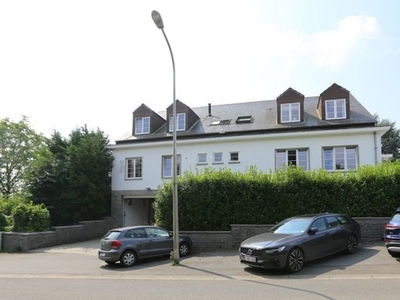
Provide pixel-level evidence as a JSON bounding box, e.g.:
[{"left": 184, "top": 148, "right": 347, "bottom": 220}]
[{"left": 151, "top": 10, "right": 180, "bottom": 264}]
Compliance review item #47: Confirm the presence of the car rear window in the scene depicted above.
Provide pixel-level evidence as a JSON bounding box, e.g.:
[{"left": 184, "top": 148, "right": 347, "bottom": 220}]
[
  {"left": 337, "top": 216, "right": 350, "bottom": 224},
  {"left": 103, "top": 231, "right": 121, "bottom": 240}
]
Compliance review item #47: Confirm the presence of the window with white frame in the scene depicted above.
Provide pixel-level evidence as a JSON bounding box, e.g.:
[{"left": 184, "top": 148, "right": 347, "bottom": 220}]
[
  {"left": 276, "top": 149, "right": 309, "bottom": 171},
  {"left": 325, "top": 99, "right": 346, "bottom": 120},
  {"left": 197, "top": 153, "right": 207, "bottom": 164},
  {"left": 230, "top": 152, "right": 239, "bottom": 162},
  {"left": 135, "top": 117, "right": 150, "bottom": 134},
  {"left": 213, "top": 152, "right": 223, "bottom": 163},
  {"left": 323, "top": 146, "right": 357, "bottom": 171},
  {"left": 169, "top": 113, "right": 186, "bottom": 132},
  {"left": 281, "top": 103, "right": 300, "bottom": 123},
  {"left": 126, "top": 158, "right": 142, "bottom": 179},
  {"left": 162, "top": 155, "right": 181, "bottom": 178}
]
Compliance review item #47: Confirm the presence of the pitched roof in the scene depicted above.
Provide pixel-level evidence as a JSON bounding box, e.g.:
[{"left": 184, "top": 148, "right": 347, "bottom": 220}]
[{"left": 116, "top": 93, "right": 376, "bottom": 143}]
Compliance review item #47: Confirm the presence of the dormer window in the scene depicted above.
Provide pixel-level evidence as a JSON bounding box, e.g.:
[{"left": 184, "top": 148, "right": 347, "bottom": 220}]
[
  {"left": 281, "top": 103, "right": 300, "bottom": 123},
  {"left": 135, "top": 117, "right": 150, "bottom": 134},
  {"left": 326, "top": 99, "right": 346, "bottom": 120},
  {"left": 169, "top": 113, "right": 186, "bottom": 131}
]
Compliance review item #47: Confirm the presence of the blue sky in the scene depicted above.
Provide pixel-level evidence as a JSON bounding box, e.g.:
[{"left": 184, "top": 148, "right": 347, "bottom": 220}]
[{"left": 1, "top": 0, "right": 399, "bottom": 143}]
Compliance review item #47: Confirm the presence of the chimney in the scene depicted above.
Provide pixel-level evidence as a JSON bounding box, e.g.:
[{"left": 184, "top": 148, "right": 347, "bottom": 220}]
[{"left": 208, "top": 103, "right": 212, "bottom": 117}]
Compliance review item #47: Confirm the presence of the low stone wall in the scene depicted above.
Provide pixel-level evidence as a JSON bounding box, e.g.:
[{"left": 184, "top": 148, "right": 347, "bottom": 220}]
[
  {"left": 182, "top": 231, "right": 233, "bottom": 251},
  {"left": 0, "top": 217, "right": 389, "bottom": 252},
  {"left": 354, "top": 217, "right": 388, "bottom": 241},
  {"left": 1, "top": 218, "right": 115, "bottom": 252},
  {"left": 185, "top": 217, "right": 389, "bottom": 252}
]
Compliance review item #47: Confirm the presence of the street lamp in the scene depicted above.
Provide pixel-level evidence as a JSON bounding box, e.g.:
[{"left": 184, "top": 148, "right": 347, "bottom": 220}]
[{"left": 151, "top": 10, "right": 180, "bottom": 264}]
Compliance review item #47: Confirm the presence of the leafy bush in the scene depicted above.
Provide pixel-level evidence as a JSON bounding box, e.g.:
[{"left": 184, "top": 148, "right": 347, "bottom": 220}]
[
  {"left": 155, "top": 162, "right": 400, "bottom": 231},
  {"left": 11, "top": 202, "right": 50, "bottom": 232}
]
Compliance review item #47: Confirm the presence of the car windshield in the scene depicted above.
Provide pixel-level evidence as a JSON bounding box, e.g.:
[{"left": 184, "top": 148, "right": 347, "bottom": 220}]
[
  {"left": 271, "top": 218, "right": 312, "bottom": 234},
  {"left": 392, "top": 212, "right": 400, "bottom": 222}
]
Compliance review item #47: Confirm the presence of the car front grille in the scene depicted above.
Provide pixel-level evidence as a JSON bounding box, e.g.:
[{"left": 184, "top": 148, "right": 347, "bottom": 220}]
[{"left": 240, "top": 247, "right": 263, "bottom": 256}]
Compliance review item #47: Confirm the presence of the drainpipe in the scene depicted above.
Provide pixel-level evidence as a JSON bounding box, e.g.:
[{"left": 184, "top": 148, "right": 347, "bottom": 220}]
[{"left": 374, "top": 131, "right": 378, "bottom": 165}]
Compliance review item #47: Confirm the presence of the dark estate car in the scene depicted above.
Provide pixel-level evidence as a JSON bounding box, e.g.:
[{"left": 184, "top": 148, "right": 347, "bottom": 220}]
[
  {"left": 384, "top": 207, "right": 400, "bottom": 258},
  {"left": 98, "top": 225, "right": 193, "bottom": 267},
  {"left": 239, "top": 213, "right": 361, "bottom": 273}
]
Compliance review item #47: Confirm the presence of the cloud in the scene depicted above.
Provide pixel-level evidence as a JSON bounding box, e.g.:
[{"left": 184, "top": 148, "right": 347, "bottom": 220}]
[
  {"left": 247, "top": 14, "right": 380, "bottom": 72},
  {"left": 310, "top": 15, "right": 380, "bottom": 70}
]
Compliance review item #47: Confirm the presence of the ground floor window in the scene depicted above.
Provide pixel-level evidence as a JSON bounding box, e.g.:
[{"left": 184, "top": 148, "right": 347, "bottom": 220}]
[
  {"left": 323, "top": 146, "right": 357, "bottom": 171},
  {"left": 162, "top": 155, "right": 181, "bottom": 178},
  {"left": 126, "top": 157, "right": 142, "bottom": 179},
  {"left": 276, "top": 149, "right": 309, "bottom": 171}
]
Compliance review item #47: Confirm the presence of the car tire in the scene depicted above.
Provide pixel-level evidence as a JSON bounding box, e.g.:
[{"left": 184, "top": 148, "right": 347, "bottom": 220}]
[
  {"left": 120, "top": 250, "right": 138, "bottom": 267},
  {"left": 388, "top": 251, "right": 400, "bottom": 258},
  {"left": 179, "top": 242, "right": 190, "bottom": 257},
  {"left": 345, "top": 234, "right": 358, "bottom": 254},
  {"left": 286, "top": 248, "right": 304, "bottom": 273}
]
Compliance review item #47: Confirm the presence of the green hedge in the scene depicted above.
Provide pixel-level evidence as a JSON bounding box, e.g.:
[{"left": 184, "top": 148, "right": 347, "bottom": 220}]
[{"left": 154, "top": 162, "right": 400, "bottom": 231}]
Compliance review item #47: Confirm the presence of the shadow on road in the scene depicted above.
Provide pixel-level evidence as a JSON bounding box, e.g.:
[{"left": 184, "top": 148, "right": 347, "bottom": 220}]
[{"left": 244, "top": 242, "right": 381, "bottom": 278}]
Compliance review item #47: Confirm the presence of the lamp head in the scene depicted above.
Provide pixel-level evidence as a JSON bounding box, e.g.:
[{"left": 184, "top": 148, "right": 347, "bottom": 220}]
[{"left": 151, "top": 10, "right": 164, "bottom": 29}]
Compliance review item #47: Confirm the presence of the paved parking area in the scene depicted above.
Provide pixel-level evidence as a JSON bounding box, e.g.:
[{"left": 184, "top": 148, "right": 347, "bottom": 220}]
[{"left": 9, "top": 239, "right": 397, "bottom": 280}]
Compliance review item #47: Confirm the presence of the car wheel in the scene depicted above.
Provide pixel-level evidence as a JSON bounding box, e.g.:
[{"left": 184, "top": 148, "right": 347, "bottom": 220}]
[
  {"left": 179, "top": 242, "right": 190, "bottom": 257},
  {"left": 345, "top": 234, "right": 358, "bottom": 254},
  {"left": 286, "top": 248, "right": 304, "bottom": 273},
  {"left": 120, "top": 250, "right": 137, "bottom": 267}
]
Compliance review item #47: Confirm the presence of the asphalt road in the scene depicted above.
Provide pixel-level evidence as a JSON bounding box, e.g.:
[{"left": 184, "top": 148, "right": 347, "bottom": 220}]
[{"left": 1, "top": 240, "right": 400, "bottom": 300}]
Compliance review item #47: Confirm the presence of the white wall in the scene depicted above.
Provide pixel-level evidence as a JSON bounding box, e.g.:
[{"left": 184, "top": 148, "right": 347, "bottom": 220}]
[{"left": 110, "top": 127, "right": 386, "bottom": 191}]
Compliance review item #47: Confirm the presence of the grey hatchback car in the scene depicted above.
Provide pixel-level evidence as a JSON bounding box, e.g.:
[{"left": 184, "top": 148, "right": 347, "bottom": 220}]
[{"left": 98, "top": 225, "right": 193, "bottom": 267}]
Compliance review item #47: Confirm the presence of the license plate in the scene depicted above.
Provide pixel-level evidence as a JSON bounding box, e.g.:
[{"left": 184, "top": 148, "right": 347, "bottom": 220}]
[
  {"left": 99, "top": 252, "right": 106, "bottom": 257},
  {"left": 243, "top": 255, "right": 256, "bottom": 262}
]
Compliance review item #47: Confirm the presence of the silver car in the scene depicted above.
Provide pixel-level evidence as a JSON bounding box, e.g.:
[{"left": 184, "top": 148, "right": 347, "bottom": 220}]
[{"left": 98, "top": 225, "right": 193, "bottom": 267}]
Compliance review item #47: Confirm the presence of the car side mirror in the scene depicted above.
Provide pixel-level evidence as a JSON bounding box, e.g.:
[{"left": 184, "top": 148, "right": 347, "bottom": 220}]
[
  {"left": 309, "top": 227, "right": 318, "bottom": 235},
  {"left": 168, "top": 232, "right": 173, "bottom": 238}
]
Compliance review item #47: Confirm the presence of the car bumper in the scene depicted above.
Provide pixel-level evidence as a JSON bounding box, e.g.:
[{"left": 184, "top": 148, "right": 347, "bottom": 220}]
[
  {"left": 385, "top": 241, "right": 400, "bottom": 251},
  {"left": 239, "top": 252, "right": 287, "bottom": 269},
  {"left": 98, "top": 250, "right": 121, "bottom": 262}
]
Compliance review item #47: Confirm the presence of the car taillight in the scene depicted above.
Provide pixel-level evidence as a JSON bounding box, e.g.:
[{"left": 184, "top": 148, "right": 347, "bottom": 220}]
[
  {"left": 111, "top": 240, "right": 122, "bottom": 249},
  {"left": 385, "top": 224, "right": 399, "bottom": 230}
]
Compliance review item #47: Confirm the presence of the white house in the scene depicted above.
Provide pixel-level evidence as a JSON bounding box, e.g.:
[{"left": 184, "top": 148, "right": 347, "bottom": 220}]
[{"left": 108, "top": 83, "right": 389, "bottom": 227}]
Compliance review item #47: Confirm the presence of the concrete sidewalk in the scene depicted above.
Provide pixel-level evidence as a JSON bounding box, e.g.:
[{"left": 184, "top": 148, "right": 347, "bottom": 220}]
[{"left": 27, "top": 239, "right": 400, "bottom": 280}]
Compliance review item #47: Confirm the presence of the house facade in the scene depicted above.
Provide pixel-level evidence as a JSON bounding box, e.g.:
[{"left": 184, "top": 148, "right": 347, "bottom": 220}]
[{"left": 108, "top": 83, "right": 389, "bottom": 227}]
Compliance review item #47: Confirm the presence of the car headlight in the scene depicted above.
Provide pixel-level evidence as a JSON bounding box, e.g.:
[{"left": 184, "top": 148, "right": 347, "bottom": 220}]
[{"left": 265, "top": 246, "right": 286, "bottom": 254}]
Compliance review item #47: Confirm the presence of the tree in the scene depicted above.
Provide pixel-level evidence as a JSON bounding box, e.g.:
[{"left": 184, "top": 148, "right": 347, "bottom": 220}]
[
  {"left": 28, "top": 131, "right": 71, "bottom": 225},
  {"left": 66, "top": 126, "right": 113, "bottom": 223},
  {"left": 29, "top": 126, "right": 113, "bottom": 225},
  {"left": 377, "top": 116, "right": 400, "bottom": 161},
  {"left": 0, "top": 117, "right": 48, "bottom": 198}
]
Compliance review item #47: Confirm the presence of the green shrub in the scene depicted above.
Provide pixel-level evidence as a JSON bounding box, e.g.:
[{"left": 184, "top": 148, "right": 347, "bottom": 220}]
[{"left": 11, "top": 202, "right": 50, "bottom": 232}]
